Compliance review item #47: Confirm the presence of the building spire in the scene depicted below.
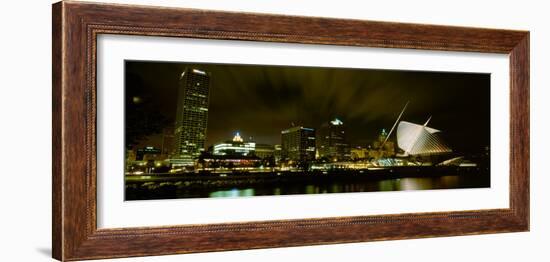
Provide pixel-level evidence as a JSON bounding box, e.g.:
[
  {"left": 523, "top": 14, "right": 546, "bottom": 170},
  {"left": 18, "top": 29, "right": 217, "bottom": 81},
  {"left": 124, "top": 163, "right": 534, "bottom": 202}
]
[
  {"left": 424, "top": 116, "right": 432, "bottom": 126},
  {"left": 382, "top": 101, "right": 409, "bottom": 147},
  {"left": 232, "top": 132, "right": 243, "bottom": 142}
]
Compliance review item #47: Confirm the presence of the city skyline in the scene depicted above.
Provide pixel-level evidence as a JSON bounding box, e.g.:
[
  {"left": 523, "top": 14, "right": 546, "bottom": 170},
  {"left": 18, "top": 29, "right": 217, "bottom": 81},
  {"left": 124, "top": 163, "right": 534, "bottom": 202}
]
[
  {"left": 125, "top": 61, "right": 490, "bottom": 153},
  {"left": 124, "top": 60, "right": 491, "bottom": 200}
]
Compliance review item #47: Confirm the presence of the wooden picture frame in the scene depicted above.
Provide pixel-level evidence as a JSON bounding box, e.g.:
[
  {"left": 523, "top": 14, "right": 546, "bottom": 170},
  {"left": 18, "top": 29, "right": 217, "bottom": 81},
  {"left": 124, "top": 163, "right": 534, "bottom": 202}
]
[{"left": 52, "top": 1, "right": 529, "bottom": 261}]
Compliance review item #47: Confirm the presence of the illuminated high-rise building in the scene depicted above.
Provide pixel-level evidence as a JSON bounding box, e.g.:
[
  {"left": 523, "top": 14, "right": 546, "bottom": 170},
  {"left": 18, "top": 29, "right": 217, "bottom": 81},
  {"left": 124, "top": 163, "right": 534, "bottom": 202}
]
[
  {"left": 317, "top": 118, "right": 350, "bottom": 161},
  {"left": 173, "top": 68, "right": 211, "bottom": 166},
  {"left": 281, "top": 126, "right": 316, "bottom": 164}
]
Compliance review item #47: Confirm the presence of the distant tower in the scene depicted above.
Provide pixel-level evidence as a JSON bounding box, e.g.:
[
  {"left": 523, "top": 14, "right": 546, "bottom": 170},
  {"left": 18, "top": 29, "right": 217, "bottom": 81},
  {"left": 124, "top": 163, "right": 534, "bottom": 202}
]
[
  {"left": 281, "top": 126, "right": 316, "bottom": 164},
  {"left": 374, "top": 128, "right": 395, "bottom": 157},
  {"left": 173, "top": 68, "right": 211, "bottom": 166},
  {"left": 378, "top": 128, "right": 388, "bottom": 143},
  {"left": 317, "top": 118, "right": 350, "bottom": 161},
  {"left": 161, "top": 127, "right": 175, "bottom": 155}
]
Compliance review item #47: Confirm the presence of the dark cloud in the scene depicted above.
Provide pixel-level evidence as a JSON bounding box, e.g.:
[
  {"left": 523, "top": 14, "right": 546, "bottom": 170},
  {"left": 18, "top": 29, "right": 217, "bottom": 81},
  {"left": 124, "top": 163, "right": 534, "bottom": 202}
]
[{"left": 125, "top": 61, "right": 490, "bottom": 153}]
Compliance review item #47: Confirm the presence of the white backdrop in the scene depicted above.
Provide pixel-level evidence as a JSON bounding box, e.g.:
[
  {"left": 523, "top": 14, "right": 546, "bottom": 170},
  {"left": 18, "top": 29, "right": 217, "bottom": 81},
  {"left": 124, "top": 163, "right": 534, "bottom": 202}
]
[{"left": 0, "top": 0, "right": 547, "bottom": 261}]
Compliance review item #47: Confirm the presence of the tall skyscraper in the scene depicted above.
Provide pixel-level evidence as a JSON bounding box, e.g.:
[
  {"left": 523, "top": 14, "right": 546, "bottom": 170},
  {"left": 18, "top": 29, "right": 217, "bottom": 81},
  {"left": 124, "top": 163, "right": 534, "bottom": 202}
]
[
  {"left": 281, "top": 126, "right": 316, "bottom": 164},
  {"left": 173, "top": 68, "right": 211, "bottom": 166},
  {"left": 317, "top": 118, "right": 350, "bottom": 161}
]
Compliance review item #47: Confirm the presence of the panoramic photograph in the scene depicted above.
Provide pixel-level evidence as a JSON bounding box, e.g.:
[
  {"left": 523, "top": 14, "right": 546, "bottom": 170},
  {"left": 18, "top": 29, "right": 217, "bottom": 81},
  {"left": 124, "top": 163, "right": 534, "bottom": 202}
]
[{"left": 124, "top": 60, "right": 491, "bottom": 200}]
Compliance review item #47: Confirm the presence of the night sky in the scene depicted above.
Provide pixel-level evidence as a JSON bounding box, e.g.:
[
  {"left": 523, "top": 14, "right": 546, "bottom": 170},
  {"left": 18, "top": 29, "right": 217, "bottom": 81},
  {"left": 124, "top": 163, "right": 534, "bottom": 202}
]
[{"left": 125, "top": 60, "right": 490, "bottom": 153}]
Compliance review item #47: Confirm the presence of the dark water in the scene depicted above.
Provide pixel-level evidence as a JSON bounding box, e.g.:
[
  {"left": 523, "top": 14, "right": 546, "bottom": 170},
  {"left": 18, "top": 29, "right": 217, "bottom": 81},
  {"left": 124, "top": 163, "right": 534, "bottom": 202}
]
[{"left": 125, "top": 173, "right": 490, "bottom": 200}]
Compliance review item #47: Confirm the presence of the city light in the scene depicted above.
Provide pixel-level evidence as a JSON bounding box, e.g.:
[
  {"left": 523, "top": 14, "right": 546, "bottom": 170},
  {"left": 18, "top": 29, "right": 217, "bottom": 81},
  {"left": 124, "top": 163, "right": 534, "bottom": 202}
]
[
  {"left": 124, "top": 61, "right": 490, "bottom": 200},
  {"left": 232, "top": 132, "right": 243, "bottom": 142},
  {"left": 330, "top": 118, "right": 343, "bottom": 125},
  {"left": 192, "top": 68, "right": 207, "bottom": 75}
]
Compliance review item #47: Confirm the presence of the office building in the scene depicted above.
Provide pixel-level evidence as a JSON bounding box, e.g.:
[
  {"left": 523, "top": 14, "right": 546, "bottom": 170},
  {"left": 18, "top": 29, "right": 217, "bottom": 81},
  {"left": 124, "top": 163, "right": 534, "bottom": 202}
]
[
  {"left": 255, "top": 143, "right": 275, "bottom": 159},
  {"left": 273, "top": 144, "right": 282, "bottom": 163},
  {"left": 173, "top": 68, "right": 211, "bottom": 166},
  {"left": 212, "top": 132, "right": 256, "bottom": 156},
  {"left": 317, "top": 118, "right": 350, "bottom": 161},
  {"left": 350, "top": 146, "right": 369, "bottom": 160},
  {"left": 281, "top": 126, "right": 316, "bottom": 164},
  {"left": 370, "top": 129, "right": 396, "bottom": 158},
  {"left": 136, "top": 146, "right": 162, "bottom": 161}
]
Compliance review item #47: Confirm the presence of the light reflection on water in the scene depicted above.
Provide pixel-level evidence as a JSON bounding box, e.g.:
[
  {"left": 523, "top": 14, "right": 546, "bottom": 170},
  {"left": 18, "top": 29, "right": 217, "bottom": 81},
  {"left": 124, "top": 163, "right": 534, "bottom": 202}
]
[
  {"left": 207, "top": 175, "right": 486, "bottom": 198},
  {"left": 209, "top": 188, "right": 255, "bottom": 198}
]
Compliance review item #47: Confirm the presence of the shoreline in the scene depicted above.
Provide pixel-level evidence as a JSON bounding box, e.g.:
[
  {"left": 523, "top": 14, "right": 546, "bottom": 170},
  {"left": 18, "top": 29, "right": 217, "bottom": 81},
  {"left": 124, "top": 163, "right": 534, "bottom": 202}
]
[{"left": 126, "top": 166, "right": 488, "bottom": 184}]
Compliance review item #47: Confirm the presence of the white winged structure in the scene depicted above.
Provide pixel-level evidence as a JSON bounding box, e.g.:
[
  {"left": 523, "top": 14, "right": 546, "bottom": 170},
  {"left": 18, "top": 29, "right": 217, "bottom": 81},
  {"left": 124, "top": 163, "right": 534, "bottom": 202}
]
[{"left": 396, "top": 119, "right": 452, "bottom": 156}]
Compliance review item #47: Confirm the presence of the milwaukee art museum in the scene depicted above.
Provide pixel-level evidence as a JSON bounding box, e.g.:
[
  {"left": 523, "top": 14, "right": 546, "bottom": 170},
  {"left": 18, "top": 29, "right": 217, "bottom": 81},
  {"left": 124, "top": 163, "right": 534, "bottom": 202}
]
[
  {"left": 396, "top": 120, "right": 452, "bottom": 156},
  {"left": 311, "top": 102, "right": 469, "bottom": 170},
  {"left": 381, "top": 102, "right": 453, "bottom": 158}
]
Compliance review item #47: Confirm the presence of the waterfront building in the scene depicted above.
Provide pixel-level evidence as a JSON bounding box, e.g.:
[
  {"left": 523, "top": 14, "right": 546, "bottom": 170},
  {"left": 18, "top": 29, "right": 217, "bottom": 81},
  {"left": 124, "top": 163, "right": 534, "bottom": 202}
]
[
  {"left": 126, "top": 146, "right": 170, "bottom": 174},
  {"left": 198, "top": 154, "right": 262, "bottom": 170},
  {"left": 173, "top": 68, "right": 211, "bottom": 166},
  {"left": 273, "top": 144, "right": 282, "bottom": 163},
  {"left": 126, "top": 149, "right": 136, "bottom": 162},
  {"left": 396, "top": 120, "right": 452, "bottom": 156},
  {"left": 199, "top": 133, "right": 264, "bottom": 170},
  {"left": 372, "top": 128, "right": 396, "bottom": 158},
  {"left": 317, "top": 118, "right": 350, "bottom": 161},
  {"left": 136, "top": 146, "right": 162, "bottom": 161},
  {"left": 255, "top": 143, "right": 275, "bottom": 159},
  {"left": 212, "top": 132, "right": 256, "bottom": 156},
  {"left": 281, "top": 126, "right": 316, "bottom": 164},
  {"left": 350, "top": 146, "right": 369, "bottom": 160}
]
